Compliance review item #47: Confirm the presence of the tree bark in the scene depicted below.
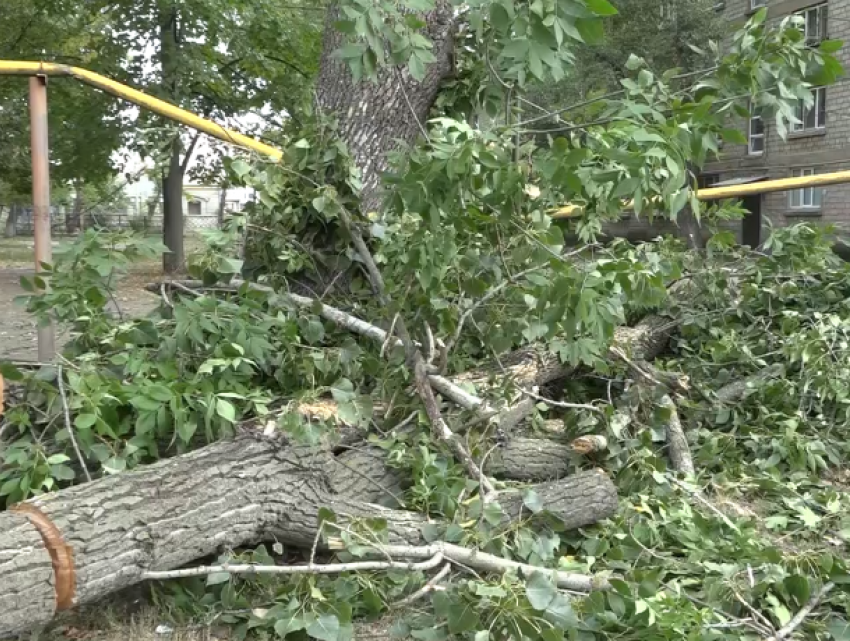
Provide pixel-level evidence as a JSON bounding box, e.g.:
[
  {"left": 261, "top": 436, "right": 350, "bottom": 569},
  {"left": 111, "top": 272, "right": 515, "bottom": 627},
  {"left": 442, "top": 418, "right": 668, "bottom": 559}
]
[
  {"left": 315, "top": 2, "right": 456, "bottom": 213},
  {"left": 659, "top": 394, "right": 694, "bottom": 475},
  {"left": 328, "top": 437, "right": 580, "bottom": 506},
  {"left": 451, "top": 313, "right": 674, "bottom": 392},
  {"left": 66, "top": 180, "right": 83, "bottom": 235},
  {"left": 162, "top": 137, "right": 184, "bottom": 273},
  {"left": 0, "top": 436, "right": 616, "bottom": 638},
  {"left": 4, "top": 203, "right": 19, "bottom": 238},
  {"left": 159, "top": 6, "right": 185, "bottom": 274}
]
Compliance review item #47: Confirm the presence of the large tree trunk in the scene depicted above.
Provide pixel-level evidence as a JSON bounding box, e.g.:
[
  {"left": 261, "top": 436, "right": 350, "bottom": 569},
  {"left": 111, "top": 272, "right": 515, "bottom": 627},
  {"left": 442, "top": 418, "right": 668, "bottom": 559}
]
[
  {"left": 159, "top": 6, "right": 184, "bottom": 274},
  {"left": 315, "top": 1, "right": 456, "bottom": 212},
  {"left": 0, "top": 436, "right": 616, "bottom": 638},
  {"left": 4, "top": 203, "right": 19, "bottom": 238}
]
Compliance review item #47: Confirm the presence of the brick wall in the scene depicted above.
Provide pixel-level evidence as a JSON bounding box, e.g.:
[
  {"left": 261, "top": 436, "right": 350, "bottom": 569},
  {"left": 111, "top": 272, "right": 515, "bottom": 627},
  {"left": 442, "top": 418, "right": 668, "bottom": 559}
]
[{"left": 704, "top": 0, "right": 850, "bottom": 241}]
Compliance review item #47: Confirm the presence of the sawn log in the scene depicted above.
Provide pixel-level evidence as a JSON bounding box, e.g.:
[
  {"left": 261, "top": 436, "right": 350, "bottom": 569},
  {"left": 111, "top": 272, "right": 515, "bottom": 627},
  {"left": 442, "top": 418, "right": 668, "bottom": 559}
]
[{"left": 0, "top": 435, "right": 616, "bottom": 638}]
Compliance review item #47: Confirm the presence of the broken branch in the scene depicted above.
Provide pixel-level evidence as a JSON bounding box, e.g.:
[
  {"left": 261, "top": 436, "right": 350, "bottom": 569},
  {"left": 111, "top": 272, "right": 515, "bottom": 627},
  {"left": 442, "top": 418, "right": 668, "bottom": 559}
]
[
  {"left": 142, "top": 553, "right": 445, "bottom": 580},
  {"left": 659, "top": 395, "right": 694, "bottom": 475}
]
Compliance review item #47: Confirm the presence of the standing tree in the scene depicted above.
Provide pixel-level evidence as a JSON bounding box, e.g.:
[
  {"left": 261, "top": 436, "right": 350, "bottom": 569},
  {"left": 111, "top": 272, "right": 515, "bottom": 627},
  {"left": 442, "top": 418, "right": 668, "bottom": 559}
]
[{"left": 77, "top": 0, "right": 324, "bottom": 272}]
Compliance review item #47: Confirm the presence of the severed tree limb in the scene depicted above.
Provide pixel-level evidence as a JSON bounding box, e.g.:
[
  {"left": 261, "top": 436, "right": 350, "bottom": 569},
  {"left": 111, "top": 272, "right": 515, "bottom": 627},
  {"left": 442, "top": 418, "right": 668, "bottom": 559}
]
[
  {"left": 714, "top": 364, "right": 784, "bottom": 405},
  {"left": 151, "top": 280, "right": 489, "bottom": 415},
  {"left": 152, "top": 279, "right": 676, "bottom": 423},
  {"left": 521, "top": 387, "right": 603, "bottom": 413},
  {"left": 0, "top": 435, "right": 614, "bottom": 637},
  {"left": 336, "top": 207, "right": 495, "bottom": 496},
  {"left": 142, "top": 553, "right": 445, "bottom": 580},
  {"left": 327, "top": 542, "right": 610, "bottom": 592},
  {"left": 57, "top": 366, "right": 91, "bottom": 483},
  {"left": 765, "top": 582, "right": 835, "bottom": 641},
  {"left": 658, "top": 395, "right": 694, "bottom": 475}
]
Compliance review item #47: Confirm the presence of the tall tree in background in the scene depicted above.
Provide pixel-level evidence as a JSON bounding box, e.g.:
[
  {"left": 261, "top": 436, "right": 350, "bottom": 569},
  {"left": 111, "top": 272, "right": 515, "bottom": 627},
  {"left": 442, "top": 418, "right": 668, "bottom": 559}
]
[
  {"left": 0, "top": 0, "right": 125, "bottom": 232},
  {"left": 88, "top": 0, "right": 323, "bottom": 272}
]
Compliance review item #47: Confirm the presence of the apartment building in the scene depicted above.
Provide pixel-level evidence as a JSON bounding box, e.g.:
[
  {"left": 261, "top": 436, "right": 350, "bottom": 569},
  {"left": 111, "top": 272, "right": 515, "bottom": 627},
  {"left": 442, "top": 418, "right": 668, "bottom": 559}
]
[{"left": 701, "top": 0, "right": 850, "bottom": 246}]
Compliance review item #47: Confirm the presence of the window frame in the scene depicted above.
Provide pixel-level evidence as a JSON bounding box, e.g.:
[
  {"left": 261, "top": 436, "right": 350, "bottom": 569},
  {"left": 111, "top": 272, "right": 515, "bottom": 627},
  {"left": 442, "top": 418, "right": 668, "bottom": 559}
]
[
  {"left": 748, "top": 108, "right": 765, "bottom": 155},
  {"left": 789, "top": 168, "right": 823, "bottom": 210},
  {"left": 792, "top": 86, "right": 826, "bottom": 133},
  {"left": 796, "top": 3, "right": 827, "bottom": 46}
]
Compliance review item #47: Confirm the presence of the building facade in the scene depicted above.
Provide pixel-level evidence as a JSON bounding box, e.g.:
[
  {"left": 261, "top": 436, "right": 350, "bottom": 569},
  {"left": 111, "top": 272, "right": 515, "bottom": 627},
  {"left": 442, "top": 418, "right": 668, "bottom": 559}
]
[{"left": 702, "top": 0, "right": 850, "bottom": 246}]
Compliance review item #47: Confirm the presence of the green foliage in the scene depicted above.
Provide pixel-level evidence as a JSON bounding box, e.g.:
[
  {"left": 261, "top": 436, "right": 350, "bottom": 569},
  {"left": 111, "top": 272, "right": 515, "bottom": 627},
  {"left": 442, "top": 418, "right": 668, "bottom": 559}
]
[
  {"left": 2, "top": 3, "right": 849, "bottom": 641},
  {"left": 1, "top": 229, "right": 379, "bottom": 503}
]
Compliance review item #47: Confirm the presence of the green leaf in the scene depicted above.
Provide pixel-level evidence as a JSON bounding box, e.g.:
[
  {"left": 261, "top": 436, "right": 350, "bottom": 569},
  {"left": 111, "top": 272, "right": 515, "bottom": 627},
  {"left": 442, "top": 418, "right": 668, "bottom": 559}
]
[
  {"left": 275, "top": 616, "right": 307, "bottom": 637},
  {"left": 545, "top": 593, "right": 577, "bottom": 628},
  {"left": 625, "top": 54, "right": 644, "bottom": 70},
  {"left": 612, "top": 177, "right": 641, "bottom": 198},
  {"left": 177, "top": 420, "right": 197, "bottom": 444},
  {"left": 523, "top": 489, "right": 544, "bottom": 513},
  {"left": 0, "top": 478, "right": 20, "bottom": 496},
  {"left": 230, "top": 159, "right": 251, "bottom": 178},
  {"left": 216, "top": 398, "right": 237, "bottom": 423},
  {"left": 720, "top": 128, "right": 748, "bottom": 145},
  {"left": 585, "top": 0, "right": 618, "bottom": 15},
  {"left": 797, "top": 506, "right": 822, "bottom": 529},
  {"left": 474, "top": 632, "right": 490, "bottom": 641},
  {"left": 784, "top": 575, "right": 810, "bottom": 606},
  {"left": 828, "top": 617, "right": 850, "bottom": 640},
  {"left": 103, "top": 456, "right": 127, "bottom": 474},
  {"left": 669, "top": 189, "right": 689, "bottom": 217},
  {"left": 526, "top": 571, "right": 557, "bottom": 610},
  {"left": 46, "top": 453, "right": 70, "bottom": 465},
  {"left": 575, "top": 18, "right": 603, "bottom": 44},
  {"left": 819, "top": 39, "right": 843, "bottom": 54},
  {"left": 447, "top": 603, "right": 478, "bottom": 634},
  {"left": 50, "top": 465, "right": 76, "bottom": 480},
  {"left": 0, "top": 362, "right": 25, "bottom": 381},
  {"left": 307, "top": 613, "right": 340, "bottom": 641},
  {"left": 409, "top": 53, "right": 426, "bottom": 82},
  {"left": 206, "top": 571, "right": 232, "bottom": 585},
  {"left": 74, "top": 413, "right": 97, "bottom": 430},
  {"left": 130, "top": 396, "right": 162, "bottom": 412}
]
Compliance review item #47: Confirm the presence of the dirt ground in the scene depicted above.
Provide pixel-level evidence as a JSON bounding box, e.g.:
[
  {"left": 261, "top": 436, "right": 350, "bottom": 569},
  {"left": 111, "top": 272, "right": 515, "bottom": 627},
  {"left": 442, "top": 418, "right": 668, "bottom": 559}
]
[{"left": 0, "top": 266, "right": 162, "bottom": 362}]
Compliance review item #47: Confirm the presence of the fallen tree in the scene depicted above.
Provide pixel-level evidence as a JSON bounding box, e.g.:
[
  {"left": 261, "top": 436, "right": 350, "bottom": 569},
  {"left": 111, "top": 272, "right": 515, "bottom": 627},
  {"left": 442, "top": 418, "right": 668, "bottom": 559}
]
[{"left": 0, "top": 435, "right": 616, "bottom": 638}]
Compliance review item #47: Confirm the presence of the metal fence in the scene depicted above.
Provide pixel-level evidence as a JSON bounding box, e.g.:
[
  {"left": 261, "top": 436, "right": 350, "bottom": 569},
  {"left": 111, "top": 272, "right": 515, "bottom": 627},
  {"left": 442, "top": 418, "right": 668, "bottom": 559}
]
[{"left": 1, "top": 207, "right": 220, "bottom": 237}]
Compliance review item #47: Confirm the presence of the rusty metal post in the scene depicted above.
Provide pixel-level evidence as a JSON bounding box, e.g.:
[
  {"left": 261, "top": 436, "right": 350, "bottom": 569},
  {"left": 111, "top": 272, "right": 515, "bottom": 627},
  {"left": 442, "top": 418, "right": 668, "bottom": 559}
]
[{"left": 29, "top": 75, "right": 55, "bottom": 361}]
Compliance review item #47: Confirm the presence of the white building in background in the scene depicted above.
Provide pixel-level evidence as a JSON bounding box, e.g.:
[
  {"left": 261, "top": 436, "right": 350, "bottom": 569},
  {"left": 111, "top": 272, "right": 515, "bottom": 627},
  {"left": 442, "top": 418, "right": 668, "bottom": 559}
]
[{"left": 122, "top": 173, "right": 254, "bottom": 226}]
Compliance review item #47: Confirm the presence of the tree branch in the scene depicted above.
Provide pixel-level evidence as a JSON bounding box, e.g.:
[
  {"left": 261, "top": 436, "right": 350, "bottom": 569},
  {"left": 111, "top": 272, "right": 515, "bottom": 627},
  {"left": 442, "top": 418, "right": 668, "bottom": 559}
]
[
  {"left": 142, "top": 553, "right": 444, "bottom": 581},
  {"left": 327, "top": 541, "right": 608, "bottom": 592},
  {"left": 766, "top": 582, "right": 835, "bottom": 641},
  {"left": 336, "top": 207, "right": 495, "bottom": 496}
]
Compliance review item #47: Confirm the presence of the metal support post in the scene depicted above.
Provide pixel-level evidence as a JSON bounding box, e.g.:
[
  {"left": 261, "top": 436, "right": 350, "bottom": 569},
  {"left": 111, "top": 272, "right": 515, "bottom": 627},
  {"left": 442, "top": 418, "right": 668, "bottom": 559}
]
[{"left": 29, "top": 75, "right": 55, "bottom": 361}]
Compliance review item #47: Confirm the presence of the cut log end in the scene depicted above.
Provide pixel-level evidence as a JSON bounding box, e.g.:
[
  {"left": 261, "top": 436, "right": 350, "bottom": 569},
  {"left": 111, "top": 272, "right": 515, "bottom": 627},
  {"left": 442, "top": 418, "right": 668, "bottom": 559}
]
[{"left": 570, "top": 434, "right": 608, "bottom": 455}]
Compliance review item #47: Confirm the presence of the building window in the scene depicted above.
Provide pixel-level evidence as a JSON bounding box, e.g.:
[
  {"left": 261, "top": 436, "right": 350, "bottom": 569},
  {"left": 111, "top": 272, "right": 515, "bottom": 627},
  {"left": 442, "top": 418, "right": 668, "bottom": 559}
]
[
  {"left": 793, "top": 87, "right": 826, "bottom": 132},
  {"left": 796, "top": 3, "right": 827, "bottom": 45},
  {"left": 789, "top": 168, "right": 822, "bottom": 209},
  {"left": 751, "top": 0, "right": 766, "bottom": 9},
  {"left": 749, "top": 109, "right": 764, "bottom": 155}
]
